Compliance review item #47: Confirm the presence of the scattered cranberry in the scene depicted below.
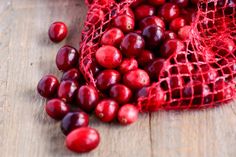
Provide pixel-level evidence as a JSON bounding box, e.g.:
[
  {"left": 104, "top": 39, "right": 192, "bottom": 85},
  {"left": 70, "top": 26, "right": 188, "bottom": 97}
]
[
  {"left": 148, "top": 0, "right": 165, "bottom": 6},
  {"left": 145, "top": 59, "right": 165, "bottom": 80},
  {"left": 61, "top": 68, "right": 81, "bottom": 82},
  {"left": 101, "top": 28, "right": 124, "bottom": 47},
  {"left": 139, "top": 16, "right": 165, "bottom": 31},
  {"left": 137, "top": 50, "right": 155, "bottom": 67},
  {"left": 48, "top": 22, "right": 68, "bottom": 43},
  {"left": 160, "top": 39, "right": 185, "bottom": 59},
  {"left": 134, "top": 4, "right": 156, "bottom": 21},
  {"left": 164, "top": 30, "right": 178, "bottom": 41},
  {"left": 118, "top": 104, "right": 139, "bottom": 125},
  {"left": 110, "top": 84, "right": 133, "bottom": 104},
  {"left": 37, "top": 75, "right": 59, "bottom": 98},
  {"left": 169, "top": 17, "right": 187, "bottom": 32},
  {"left": 58, "top": 80, "right": 78, "bottom": 102},
  {"left": 118, "top": 58, "right": 138, "bottom": 74},
  {"left": 113, "top": 15, "right": 135, "bottom": 33},
  {"left": 142, "top": 25, "right": 164, "bottom": 48},
  {"left": 159, "top": 3, "right": 180, "bottom": 22}
]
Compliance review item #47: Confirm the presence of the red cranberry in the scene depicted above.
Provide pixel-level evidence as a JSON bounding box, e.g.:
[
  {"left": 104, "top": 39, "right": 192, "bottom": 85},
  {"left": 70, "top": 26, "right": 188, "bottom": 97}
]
[
  {"left": 160, "top": 39, "right": 185, "bottom": 59},
  {"left": 110, "top": 84, "right": 132, "bottom": 104},
  {"left": 66, "top": 127, "right": 100, "bottom": 153},
  {"left": 120, "top": 33, "right": 145, "bottom": 57},
  {"left": 192, "top": 64, "right": 218, "bottom": 82},
  {"left": 45, "top": 99, "right": 70, "bottom": 120},
  {"left": 61, "top": 68, "right": 81, "bottom": 82},
  {"left": 48, "top": 22, "right": 67, "bottom": 43},
  {"left": 113, "top": 15, "right": 135, "bottom": 33},
  {"left": 95, "top": 99, "right": 119, "bottom": 122},
  {"left": 101, "top": 28, "right": 124, "bottom": 47},
  {"left": 137, "top": 50, "right": 155, "bottom": 67},
  {"left": 134, "top": 4, "right": 156, "bottom": 21},
  {"left": 148, "top": 0, "right": 165, "bottom": 6},
  {"left": 142, "top": 25, "right": 164, "bottom": 48},
  {"left": 76, "top": 85, "right": 99, "bottom": 113},
  {"left": 123, "top": 69, "right": 150, "bottom": 90},
  {"left": 125, "top": 7, "right": 135, "bottom": 18},
  {"left": 82, "top": 58, "right": 102, "bottom": 77},
  {"left": 87, "top": 8, "right": 104, "bottom": 25},
  {"left": 37, "top": 75, "right": 59, "bottom": 98},
  {"left": 139, "top": 16, "right": 165, "bottom": 31},
  {"left": 96, "top": 70, "right": 121, "bottom": 91},
  {"left": 136, "top": 86, "right": 150, "bottom": 99},
  {"left": 214, "top": 79, "right": 234, "bottom": 102},
  {"left": 118, "top": 104, "right": 139, "bottom": 125},
  {"left": 170, "top": 0, "right": 189, "bottom": 7},
  {"left": 159, "top": 3, "right": 180, "bottom": 22},
  {"left": 164, "top": 30, "right": 178, "bottom": 41},
  {"left": 118, "top": 58, "right": 138, "bottom": 74},
  {"left": 58, "top": 80, "right": 78, "bottom": 102},
  {"left": 178, "top": 25, "right": 191, "bottom": 40},
  {"left": 169, "top": 17, "right": 187, "bottom": 32},
  {"left": 56, "top": 46, "right": 79, "bottom": 71},
  {"left": 145, "top": 59, "right": 165, "bottom": 80}
]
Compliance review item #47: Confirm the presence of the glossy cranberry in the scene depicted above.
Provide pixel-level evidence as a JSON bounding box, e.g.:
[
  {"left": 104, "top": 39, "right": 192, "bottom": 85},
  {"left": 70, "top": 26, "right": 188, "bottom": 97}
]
[
  {"left": 145, "top": 59, "right": 165, "bottom": 80},
  {"left": 134, "top": 5, "right": 156, "bottom": 21},
  {"left": 123, "top": 69, "right": 150, "bottom": 90},
  {"left": 113, "top": 15, "right": 135, "bottom": 33},
  {"left": 118, "top": 104, "right": 139, "bottom": 125},
  {"left": 142, "top": 25, "right": 164, "bottom": 48},
  {"left": 118, "top": 58, "right": 138, "bottom": 74},
  {"left": 96, "top": 70, "right": 121, "bottom": 91},
  {"left": 170, "top": 17, "right": 187, "bottom": 32},
  {"left": 159, "top": 3, "right": 180, "bottom": 22},
  {"left": 45, "top": 99, "right": 70, "bottom": 120},
  {"left": 110, "top": 84, "right": 132, "bottom": 104},
  {"left": 76, "top": 85, "right": 99, "bottom": 113},
  {"left": 178, "top": 25, "right": 191, "bottom": 40},
  {"left": 137, "top": 50, "right": 155, "bottom": 67},
  {"left": 58, "top": 80, "right": 78, "bottom": 102},
  {"left": 170, "top": 0, "right": 189, "bottom": 7},
  {"left": 61, "top": 68, "right": 81, "bottom": 82},
  {"left": 48, "top": 22, "right": 67, "bottom": 43},
  {"left": 56, "top": 46, "right": 79, "bottom": 71},
  {"left": 139, "top": 16, "right": 165, "bottom": 31},
  {"left": 160, "top": 39, "right": 185, "bottom": 59},
  {"left": 164, "top": 30, "right": 178, "bottom": 41},
  {"left": 66, "top": 127, "right": 100, "bottom": 153},
  {"left": 95, "top": 99, "right": 119, "bottom": 122},
  {"left": 101, "top": 28, "right": 124, "bottom": 47},
  {"left": 125, "top": 8, "right": 135, "bottom": 18},
  {"left": 87, "top": 8, "right": 104, "bottom": 25},
  {"left": 148, "top": 0, "right": 165, "bottom": 6},
  {"left": 214, "top": 79, "right": 234, "bottom": 102},
  {"left": 37, "top": 75, "right": 59, "bottom": 98}
]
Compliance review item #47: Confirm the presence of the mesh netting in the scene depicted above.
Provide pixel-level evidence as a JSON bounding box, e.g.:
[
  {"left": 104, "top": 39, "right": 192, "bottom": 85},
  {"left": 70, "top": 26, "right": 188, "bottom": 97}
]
[{"left": 80, "top": 0, "right": 236, "bottom": 112}]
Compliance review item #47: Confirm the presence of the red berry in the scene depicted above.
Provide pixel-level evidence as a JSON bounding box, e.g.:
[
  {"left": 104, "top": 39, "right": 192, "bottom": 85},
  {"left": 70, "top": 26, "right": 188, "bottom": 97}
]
[
  {"left": 58, "top": 80, "right": 78, "bottom": 102},
  {"left": 134, "top": 4, "right": 156, "bottom": 21},
  {"left": 48, "top": 22, "right": 68, "bottom": 43},
  {"left": 56, "top": 46, "right": 79, "bottom": 71},
  {"left": 139, "top": 16, "right": 165, "bottom": 31},
  {"left": 137, "top": 50, "right": 155, "bottom": 67},
  {"left": 125, "top": 7, "right": 135, "bottom": 18},
  {"left": 118, "top": 58, "right": 138, "bottom": 74},
  {"left": 145, "top": 59, "right": 165, "bottom": 80},
  {"left": 164, "top": 30, "right": 178, "bottom": 41},
  {"left": 66, "top": 127, "right": 100, "bottom": 153},
  {"left": 45, "top": 99, "right": 70, "bottom": 120},
  {"left": 118, "top": 104, "right": 139, "bottom": 125},
  {"left": 142, "top": 25, "right": 164, "bottom": 48},
  {"left": 87, "top": 8, "right": 104, "bottom": 25},
  {"left": 113, "top": 15, "right": 135, "bottom": 33},
  {"left": 61, "top": 68, "right": 81, "bottom": 82},
  {"left": 160, "top": 39, "right": 185, "bottom": 59},
  {"left": 159, "top": 3, "right": 180, "bottom": 22},
  {"left": 101, "top": 28, "right": 124, "bottom": 47},
  {"left": 169, "top": 17, "right": 187, "bottom": 32},
  {"left": 170, "top": 0, "right": 189, "bottom": 7},
  {"left": 95, "top": 99, "right": 119, "bottom": 122},
  {"left": 148, "top": 0, "right": 165, "bottom": 6},
  {"left": 178, "top": 25, "right": 191, "bottom": 40},
  {"left": 37, "top": 75, "right": 59, "bottom": 98},
  {"left": 110, "top": 84, "right": 133, "bottom": 104},
  {"left": 82, "top": 58, "right": 102, "bottom": 77}
]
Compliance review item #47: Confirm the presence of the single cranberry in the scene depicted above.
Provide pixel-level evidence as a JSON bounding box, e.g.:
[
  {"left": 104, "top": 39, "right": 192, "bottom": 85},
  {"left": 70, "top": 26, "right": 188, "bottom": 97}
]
[
  {"left": 142, "top": 25, "right": 164, "bottom": 48},
  {"left": 118, "top": 104, "right": 139, "bottom": 125},
  {"left": 170, "top": 0, "right": 189, "bottom": 7},
  {"left": 178, "top": 25, "right": 191, "bottom": 40},
  {"left": 56, "top": 46, "right": 79, "bottom": 71},
  {"left": 87, "top": 8, "right": 104, "bottom": 25},
  {"left": 101, "top": 28, "right": 124, "bottom": 47},
  {"left": 159, "top": 3, "right": 180, "bottom": 22},
  {"left": 137, "top": 50, "right": 155, "bottom": 67},
  {"left": 145, "top": 59, "right": 165, "bottom": 80},
  {"left": 95, "top": 99, "right": 119, "bottom": 122},
  {"left": 118, "top": 58, "right": 138, "bottom": 74},
  {"left": 58, "top": 80, "right": 78, "bottom": 102},
  {"left": 164, "top": 30, "right": 178, "bottom": 41},
  {"left": 48, "top": 22, "right": 67, "bottom": 43},
  {"left": 134, "top": 4, "right": 156, "bottom": 21},
  {"left": 76, "top": 85, "right": 99, "bottom": 113},
  {"left": 61, "top": 68, "right": 81, "bottom": 82},
  {"left": 169, "top": 17, "right": 187, "bottom": 32},
  {"left": 66, "top": 127, "right": 100, "bottom": 153},
  {"left": 148, "top": 0, "right": 165, "bottom": 6},
  {"left": 214, "top": 79, "right": 234, "bottom": 102},
  {"left": 120, "top": 33, "right": 145, "bottom": 57},
  {"left": 45, "top": 99, "right": 70, "bottom": 120},
  {"left": 123, "top": 69, "right": 150, "bottom": 90},
  {"left": 160, "top": 39, "right": 185, "bottom": 59},
  {"left": 37, "top": 75, "right": 59, "bottom": 98},
  {"left": 125, "top": 7, "right": 135, "bottom": 18},
  {"left": 139, "top": 16, "right": 165, "bottom": 31},
  {"left": 113, "top": 15, "right": 135, "bottom": 33},
  {"left": 96, "top": 70, "right": 121, "bottom": 91},
  {"left": 110, "top": 84, "right": 132, "bottom": 104}
]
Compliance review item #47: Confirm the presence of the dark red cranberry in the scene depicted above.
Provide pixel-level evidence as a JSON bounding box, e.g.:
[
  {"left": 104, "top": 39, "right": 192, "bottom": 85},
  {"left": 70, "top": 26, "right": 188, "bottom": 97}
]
[
  {"left": 87, "top": 9, "right": 104, "bottom": 25},
  {"left": 118, "top": 104, "right": 139, "bottom": 125},
  {"left": 139, "top": 16, "right": 165, "bottom": 31},
  {"left": 96, "top": 70, "right": 121, "bottom": 91},
  {"left": 134, "top": 4, "right": 156, "bottom": 21},
  {"left": 61, "top": 68, "right": 81, "bottom": 82},
  {"left": 170, "top": 0, "right": 189, "bottom": 7},
  {"left": 145, "top": 59, "right": 165, "bottom": 80},
  {"left": 178, "top": 25, "right": 191, "bottom": 40},
  {"left": 169, "top": 17, "right": 187, "bottom": 32},
  {"left": 214, "top": 79, "right": 234, "bottom": 102},
  {"left": 110, "top": 84, "right": 132, "bottom": 104},
  {"left": 159, "top": 3, "right": 180, "bottom": 22},
  {"left": 160, "top": 39, "right": 185, "bottom": 59},
  {"left": 142, "top": 25, "right": 164, "bottom": 48},
  {"left": 45, "top": 99, "right": 70, "bottom": 120},
  {"left": 56, "top": 46, "right": 79, "bottom": 71},
  {"left": 123, "top": 69, "right": 150, "bottom": 90},
  {"left": 113, "top": 15, "right": 135, "bottom": 33},
  {"left": 48, "top": 22, "right": 67, "bottom": 43},
  {"left": 137, "top": 50, "right": 155, "bottom": 67},
  {"left": 82, "top": 58, "right": 102, "bottom": 77},
  {"left": 76, "top": 85, "right": 99, "bottom": 113},
  {"left": 58, "top": 80, "right": 78, "bottom": 102},
  {"left": 120, "top": 33, "right": 145, "bottom": 57},
  {"left": 101, "top": 28, "right": 124, "bottom": 47},
  {"left": 118, "top": 58, "right": 138, "bottom": 74},
  {"left": 66, "top": 127, "right": 100, "bottom": 153},
  {"left": 164, "top": 30, "right": 178, "bottom": 41},
  {"left": 148, "top": 0, "right": 165, "bottom": 6},
  {"left": 95, "top": 99, "right": 119, "bottom": 122},
  {"left": 37, "top": 75, "right": 59, "bottom": 98}
]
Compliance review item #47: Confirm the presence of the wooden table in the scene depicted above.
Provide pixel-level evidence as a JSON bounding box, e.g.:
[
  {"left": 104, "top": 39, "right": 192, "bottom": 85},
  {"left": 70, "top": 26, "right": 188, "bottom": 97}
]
[{"left": 0, "top": 0, "right": 236, "bottom": 156}]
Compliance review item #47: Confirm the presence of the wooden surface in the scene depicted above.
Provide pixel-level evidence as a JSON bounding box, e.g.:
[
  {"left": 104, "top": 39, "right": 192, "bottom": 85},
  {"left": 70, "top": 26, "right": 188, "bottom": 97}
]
[{"left": 0, "top": 0, "right": 236, "bottom": 157}]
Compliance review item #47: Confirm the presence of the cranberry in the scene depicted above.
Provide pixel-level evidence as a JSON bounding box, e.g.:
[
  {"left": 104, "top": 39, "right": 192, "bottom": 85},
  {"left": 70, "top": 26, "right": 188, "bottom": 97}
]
[
  {"left": 66, "top": 127, "right": 100, "bottom": 153},
  {"left": 95, "top": 99, "right": 119, "bottom": 122},
  {"left": 118, "top": 104, "right": 139, "bottom": 125},
  {"left": 96, "top": 70, "right": 121, "bottom": 91},
  {"left": 76, "top": 85, "right": 99, "bottom": 113},
  {"left": 45, "top": 99, "right": 70, "bottom": 120},
  {"left": 125, "top": 7, "right": 135, "bottom": 18},
  {"left": 134, "top": 5, "right": 156, "bottom": 21},
  {"left": 101, "top": 28, "right": 124, "bottom": 47},
  {"left": 120, "top": 33, "right": 145, "bottom": 57},
  {"left": 148, "top": 0, "right": 165, "bottom": 6},
  {"left": 169, "top": 17, "right": 187, "bottom": 32},
  {"left": 145, "top": 59, "right": 165, "bottom": 80},
  {"left": 160, "top": 39, "right": 185, "bottom": 59},
  {"left": 164, "top": 30, "right": 178, "bottom": 41},
  {"left": 83, "top": 58, "right": 102, "bottom": 77},
  {"left": 139, "top": 16, "right": 165, "bottom": 31},
  {"left": 137, "top": 50, "right": 155, "bottom": 67},
  {"left": 110, "top": 84, "right": 132, "bottom": 104},
  {"left": 37, "top": 75, "right": 59, "bottom": 98},
  {"left": 61, "top": 68, "right": 81, "bottom": 82},
  {"left": 87, "top": 8, "right": 104, "bottom": 25},
  {"left": 58, "top": 80, "right": 78, "bottom": 102},
  {"left": 214, "top": 79, "right": 234, "bottom": 102},
  {"left": 159, "top": 3, "right": 180, "bottom": 22},
  {"left": 48, "top": 22, "right": 67, "bottom": 43},
  {"left": 178, "top": 25, "right": 191, "bottom": 40},
  {"left": 142, "top": 25, "right": 164, "bottom": 48},
  {"left": 170, "top": 0, "right": 189, "bottom": 7},
  {"left": 123, "top": 69, "right": 150, "bottom": 90},
  {"left": 118, "top": 58, "right": 138, "bottom": 74},
  {"left": 136, "top": 86, "right": 150, "bottom": 99},
  {"left": 113, "top": 15, "right": 135, "bottom": 33},
  {"left": 56, "top": 46, "right": 79, "bottom": 71}
]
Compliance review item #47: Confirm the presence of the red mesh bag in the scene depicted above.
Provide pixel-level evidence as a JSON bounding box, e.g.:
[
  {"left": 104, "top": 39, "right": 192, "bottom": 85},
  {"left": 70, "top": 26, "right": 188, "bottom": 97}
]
[{"left": 79, "top": 0, "right": 236, "bottom": 112}]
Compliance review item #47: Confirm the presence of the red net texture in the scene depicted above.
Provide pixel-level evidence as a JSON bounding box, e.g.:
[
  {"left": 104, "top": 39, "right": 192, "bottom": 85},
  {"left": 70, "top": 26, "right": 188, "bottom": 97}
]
[{"left": 80, "top": 0, "right": 236, "bottom": 112}]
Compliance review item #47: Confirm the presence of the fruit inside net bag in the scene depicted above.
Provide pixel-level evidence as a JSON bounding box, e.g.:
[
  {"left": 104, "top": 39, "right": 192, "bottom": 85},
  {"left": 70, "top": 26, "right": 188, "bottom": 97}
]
[{"left": 80, "top": 0, "right": 236, "bottom": 112}]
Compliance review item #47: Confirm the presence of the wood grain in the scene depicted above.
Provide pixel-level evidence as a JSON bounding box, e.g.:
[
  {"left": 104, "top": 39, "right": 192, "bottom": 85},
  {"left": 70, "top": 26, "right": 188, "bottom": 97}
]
[{"left": 0, "top": 0, "right": 236, "bottom": 157}]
